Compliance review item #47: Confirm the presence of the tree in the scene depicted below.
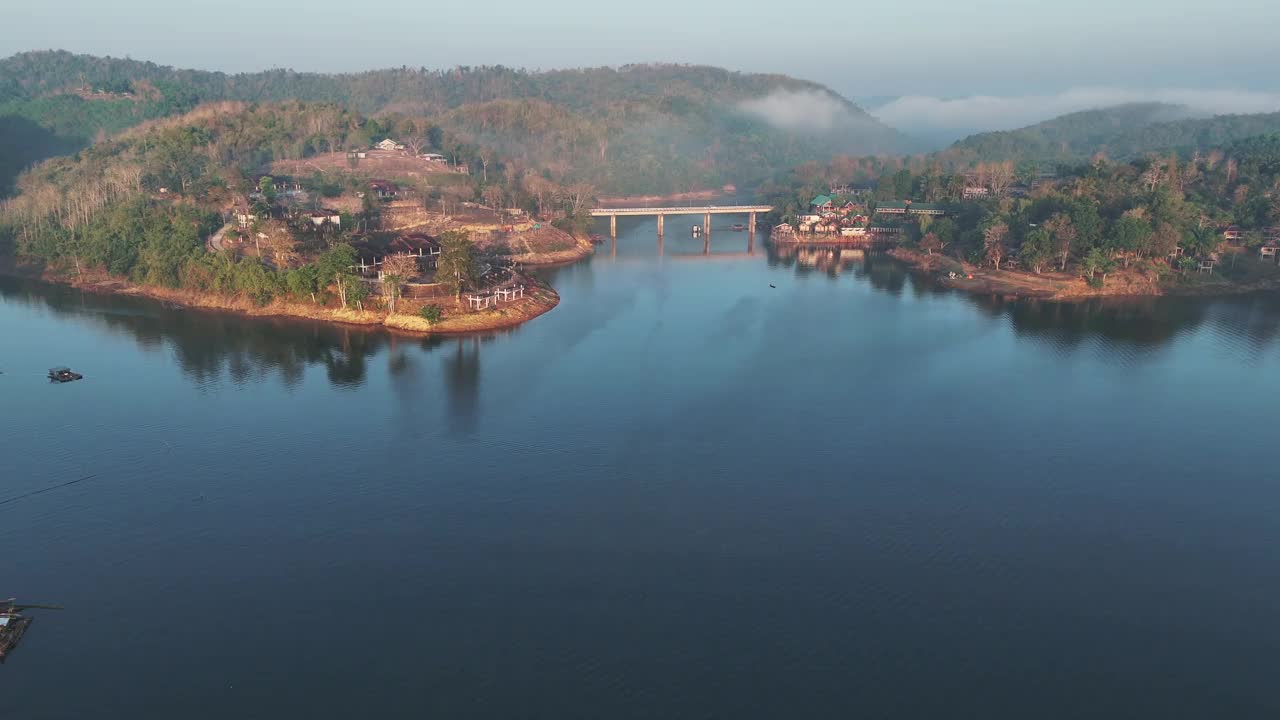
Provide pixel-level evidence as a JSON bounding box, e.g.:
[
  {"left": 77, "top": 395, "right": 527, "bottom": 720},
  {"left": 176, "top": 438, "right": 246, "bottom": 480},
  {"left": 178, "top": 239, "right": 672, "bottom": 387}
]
[
  {"left": 920, "top": 231, "right": 943, "bottom": 255},
  {"left": 257, "top": 176, "right": 277, "bottom": 205},
  {"left": 983, "top": 222, "right": 1009, "bottom": 270},
  {"left": 437, "top": 230, "right": 477, "bottom": 303},
  {"left": 427, "top": 126, "right": 444, "bottom": 151},
  {"left": 380, "top": 253, "right": 419, "bottom": 313},
  {"left": 1151, "top": 222, "right": 1181, "bottom": 259},
  {"left": 404, "top": 135, "right": 427, "bottom": 156},
  {"left": 1044, "top": 212, "right": 1077, "bottom": 270},
  {"left": 262, "top": 232, "right": 299, "bottom": 269},
  {"left": 285, "top": 264, "right": 322, "bottom": 303},
  {"left": 1082, "top": 247, "right": 1112, "bottom": 280},
  {"left": 1110, "top": 215, "right": 1152, "bottom": 267},
  {"left": 482, "top": 185, "right": 504, "bottom": 217},
  {"left": 559, "top": 183, "right": 595, "bottom": 217},
  {"left": 1020, "top": 227, "right": 1052, "bottom": 273},
  {"left": 316, "top": 244, "right": 360, "bottom": 309}
]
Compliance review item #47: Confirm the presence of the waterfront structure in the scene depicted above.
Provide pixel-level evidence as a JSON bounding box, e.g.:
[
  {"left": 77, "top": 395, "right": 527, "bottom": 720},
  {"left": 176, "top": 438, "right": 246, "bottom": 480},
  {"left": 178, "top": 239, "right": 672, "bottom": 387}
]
[{"left": 590, "top": 205, "right": 773, "bottom": 238}]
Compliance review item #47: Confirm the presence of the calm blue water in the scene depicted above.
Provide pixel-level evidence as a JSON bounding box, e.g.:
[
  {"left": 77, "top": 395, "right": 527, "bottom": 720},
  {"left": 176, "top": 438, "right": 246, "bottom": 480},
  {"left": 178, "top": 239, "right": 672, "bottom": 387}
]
[{"left": 3, "top": 214, "right": 1280, "bottom": 718}]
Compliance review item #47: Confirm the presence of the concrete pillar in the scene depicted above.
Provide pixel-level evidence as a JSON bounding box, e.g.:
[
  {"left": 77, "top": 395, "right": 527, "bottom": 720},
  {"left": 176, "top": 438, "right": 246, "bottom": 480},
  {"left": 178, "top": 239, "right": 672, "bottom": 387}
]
[
  {"left": 748, "top": 212, "right": 757, "bottom": 235},
  {"left": 610, "top": 214, "right": 617, "bottom": 239},
  {"left": 704, "top": 212, "right": 712, "bottom": 235},
  {"left": 657, "top": 213, "right": 664, "bottom": 236}
]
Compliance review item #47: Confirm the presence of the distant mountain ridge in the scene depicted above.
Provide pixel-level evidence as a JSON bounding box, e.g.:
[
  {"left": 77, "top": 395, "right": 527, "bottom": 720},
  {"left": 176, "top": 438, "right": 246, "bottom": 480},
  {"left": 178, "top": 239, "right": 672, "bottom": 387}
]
[
  {"left": 0, "top": 50, "right": 913, "bottom": 195},
  {"left": 942, "top": 102, "right": 1280, "bottom": 166}
]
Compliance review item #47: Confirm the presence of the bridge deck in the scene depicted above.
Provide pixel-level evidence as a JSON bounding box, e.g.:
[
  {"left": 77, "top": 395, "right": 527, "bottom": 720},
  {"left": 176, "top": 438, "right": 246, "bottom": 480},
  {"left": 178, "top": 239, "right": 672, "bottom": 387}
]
[{"left": 590, "top": 205, "right": 772, "bottom": 216}]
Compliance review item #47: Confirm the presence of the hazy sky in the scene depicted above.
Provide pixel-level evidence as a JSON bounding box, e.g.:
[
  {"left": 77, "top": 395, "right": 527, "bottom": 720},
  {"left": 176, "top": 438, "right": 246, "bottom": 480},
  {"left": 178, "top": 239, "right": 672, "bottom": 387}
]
[{"left": 4, "top": 0, "right": 1279, "bottom": 102}]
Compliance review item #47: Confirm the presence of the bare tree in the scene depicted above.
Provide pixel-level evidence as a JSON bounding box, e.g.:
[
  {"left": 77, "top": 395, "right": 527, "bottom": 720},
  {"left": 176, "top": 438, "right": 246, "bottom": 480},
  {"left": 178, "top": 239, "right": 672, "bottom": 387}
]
[
  {"left": 482, "top": 185, "right": 504, "bottom": 219},
  {"left": 380, "top": 253, "right": 420, "bottom": 314},
  {"left": 984, "top": 222, "right": 1009, "bottom": 270},
  {"left": 404, "top": 136, "right": 427, "bottom": 156},
  {"left": 558, "top": 183, "right": 595, "bottom": 218}
]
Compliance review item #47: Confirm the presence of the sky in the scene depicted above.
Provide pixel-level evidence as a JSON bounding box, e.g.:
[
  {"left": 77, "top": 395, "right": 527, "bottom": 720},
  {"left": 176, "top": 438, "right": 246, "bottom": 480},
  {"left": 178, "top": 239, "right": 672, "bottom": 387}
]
[{"left": 5, "top": 0, "right": 1280, "bottom": 135}]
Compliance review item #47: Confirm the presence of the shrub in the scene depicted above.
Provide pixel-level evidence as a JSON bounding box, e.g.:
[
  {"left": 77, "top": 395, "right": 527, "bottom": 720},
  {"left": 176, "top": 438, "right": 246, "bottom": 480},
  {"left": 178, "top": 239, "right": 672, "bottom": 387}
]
[{"left": 418, "top": 303, "right": 443, "bottom": 323}]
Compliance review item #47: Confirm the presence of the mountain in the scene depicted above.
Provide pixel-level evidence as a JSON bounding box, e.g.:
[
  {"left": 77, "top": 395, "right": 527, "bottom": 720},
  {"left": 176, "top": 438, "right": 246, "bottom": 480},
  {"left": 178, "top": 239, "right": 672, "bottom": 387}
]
[
  {"left": 0, "top": 50, "right": 913, "bottom": 196},
  {"left": 942, "top": 102, "right": 1280, "bottom": 167}
]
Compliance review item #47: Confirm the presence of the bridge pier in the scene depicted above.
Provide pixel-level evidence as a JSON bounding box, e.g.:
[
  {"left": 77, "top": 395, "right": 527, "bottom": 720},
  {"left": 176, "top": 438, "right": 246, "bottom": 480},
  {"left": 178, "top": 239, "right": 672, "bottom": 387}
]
[
  {"left": 657, "top": 213, "right": 664, "bottom": 236},
  {"left": 749, "top": 212, "right": 757, "bottom": 235},
  {"left": 704, "top": 212, "right": 712, "bottom": 235},
  {"left": 610, "top": 214, "right": 617, "bottom": 239}
]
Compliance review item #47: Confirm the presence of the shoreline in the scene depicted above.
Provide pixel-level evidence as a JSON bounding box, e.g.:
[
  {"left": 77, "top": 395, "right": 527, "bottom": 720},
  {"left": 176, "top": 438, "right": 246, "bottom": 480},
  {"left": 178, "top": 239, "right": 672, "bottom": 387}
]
[
  {"left": 596, "top": 188, "right": 730, "bottom": 206},
  {"left": 509, "top": 235, "right": 596, "bottom": 266},
  {"left": 887, "top": 247, "right": 1280, "bottom": 300},
  {"left": 1, "top": 263, "right": 565, "bottom": 336}
]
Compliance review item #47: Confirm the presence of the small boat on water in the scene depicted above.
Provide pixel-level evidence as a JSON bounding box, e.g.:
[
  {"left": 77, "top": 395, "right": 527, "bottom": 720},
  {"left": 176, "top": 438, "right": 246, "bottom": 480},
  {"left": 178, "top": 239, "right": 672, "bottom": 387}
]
[
  {"left": 731, "top": 223, "right": 747, "bottom": 232},
  {"left": 1, "top": 599, "right": 62, "bottom": 664},
  {"left": 589, "top": 233, "right": 604, "bottom": 244},
  {"left": 48, "top": 367, "right": 83, "bottom": 383}
]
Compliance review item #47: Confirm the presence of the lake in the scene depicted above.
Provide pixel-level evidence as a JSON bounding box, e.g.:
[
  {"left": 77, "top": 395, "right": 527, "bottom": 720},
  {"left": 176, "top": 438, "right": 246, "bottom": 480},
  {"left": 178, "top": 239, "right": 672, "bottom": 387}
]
[{"left": 3, "top": 214, "right": 1280, "bottom": 718}]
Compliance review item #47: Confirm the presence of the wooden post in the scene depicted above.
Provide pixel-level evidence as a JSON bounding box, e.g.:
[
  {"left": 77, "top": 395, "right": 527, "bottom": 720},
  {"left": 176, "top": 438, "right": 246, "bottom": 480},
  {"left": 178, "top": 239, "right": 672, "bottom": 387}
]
[
  {"left": 704, "top": 212, "right": 712, "bottom": 235},
  {"left": 748, "top": 211, "right": 756, "bottom": 235},
  {"left": 610, "top": 214, "right": 617, "bottom": 239},
  {"left": 657, "top": 213, "right": 664, "bottom": 236}
]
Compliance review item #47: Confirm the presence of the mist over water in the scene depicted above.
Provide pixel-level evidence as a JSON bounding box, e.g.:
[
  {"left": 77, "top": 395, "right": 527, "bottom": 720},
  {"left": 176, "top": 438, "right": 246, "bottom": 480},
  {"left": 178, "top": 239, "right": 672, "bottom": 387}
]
[{"left": 3, "top": 218, "right": 1280, "bottom": 718}]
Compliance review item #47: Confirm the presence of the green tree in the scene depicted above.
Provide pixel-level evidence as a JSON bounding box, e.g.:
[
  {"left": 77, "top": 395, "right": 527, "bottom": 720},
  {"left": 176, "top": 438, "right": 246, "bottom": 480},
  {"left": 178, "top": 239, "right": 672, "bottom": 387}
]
[
  {"left": 1043, "top": 212, "right": 1077, "bottom": 270},
  {"left": 285, "top": 264, "right": 323, "bottom": 303},
  {"left": 1110, "top": 215, "right": 1152, "bottom": 267},
  {"left": 1019, "top": 227, "right": 1052, "bottom": 274},
  {"left": 257, "top": 175, "right": 278, "bottom": 205},
  {"left": 1082, "top": 247, "right": 1112, "bottom": 280},
  {"left": 316, "top": 244, "right": 360, "bottom": 308},
  {"left": 437, "top": 230, "right": 477, "bottom": 303}
]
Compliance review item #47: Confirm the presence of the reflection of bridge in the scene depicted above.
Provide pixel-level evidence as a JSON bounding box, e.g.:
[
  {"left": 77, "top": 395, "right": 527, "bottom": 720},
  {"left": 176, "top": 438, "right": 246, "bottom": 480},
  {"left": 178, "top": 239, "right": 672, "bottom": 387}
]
[
  {"left": 606, "top": 230, "right": 757, "bottom": 260},
  {"left": 590, "top": 205, "right": 773, "bottom": 238}
]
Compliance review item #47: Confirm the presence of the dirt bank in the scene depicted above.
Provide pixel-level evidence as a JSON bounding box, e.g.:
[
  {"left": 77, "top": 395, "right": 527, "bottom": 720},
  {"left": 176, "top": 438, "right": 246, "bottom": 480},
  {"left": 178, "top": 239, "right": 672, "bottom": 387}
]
[{"left": 508, "top": 235, "right": 595, "bottom": 266}]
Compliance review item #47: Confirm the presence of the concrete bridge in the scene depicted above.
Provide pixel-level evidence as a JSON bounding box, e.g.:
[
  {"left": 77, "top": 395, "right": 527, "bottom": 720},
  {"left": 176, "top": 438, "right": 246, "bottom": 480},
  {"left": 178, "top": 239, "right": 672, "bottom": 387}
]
[{"left": 590, "top": 205, "right": 773, "bottom": 237}]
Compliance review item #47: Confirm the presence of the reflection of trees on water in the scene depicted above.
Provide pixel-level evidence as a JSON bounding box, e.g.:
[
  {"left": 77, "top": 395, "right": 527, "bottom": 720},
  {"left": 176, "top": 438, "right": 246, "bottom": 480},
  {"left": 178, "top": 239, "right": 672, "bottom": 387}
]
[
  {"left": 889, "top": 260, "right": 1280, "bottom": 354},
  {"left": 757, "top": 248, "right": 1280, "bottom": 354},
  {"left": 0, "top": 277, "right": 393, "bottom": 389},
  {"left": 443, "top": 336, "right": 482, "bottom": 435}
]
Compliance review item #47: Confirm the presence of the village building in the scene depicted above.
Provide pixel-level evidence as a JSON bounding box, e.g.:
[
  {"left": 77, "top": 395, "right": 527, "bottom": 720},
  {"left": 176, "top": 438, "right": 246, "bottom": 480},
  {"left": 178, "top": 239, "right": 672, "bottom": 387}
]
[
  {"left": 1222, "top": 225, "right": 1244, "bottom": 240},
  {"left": 421, "top": 153, "right": 447, "bottom": 163},
  {"left": 251, "top": 174, "right": 302, "bottom": 194},
  {"left": 300, "top": 208, "right": 342, "bottom": 228},
  {"left": 368, "top": 179, "right": 405, "bottom": 200},
  {"left": 232, "top": 207, "right": 256, "bottom": 229},
  {"left": 810, "top": 194, "right": 835, "bottom": 212},
  {"left": 375, "top": 138, "right": 406, "bottom": 151},
  {"left": 876, "top": 201, "right": 946, "bottom": 216},
  {"left": 962, "top": 186, "right": 990, "bottom": 200}
]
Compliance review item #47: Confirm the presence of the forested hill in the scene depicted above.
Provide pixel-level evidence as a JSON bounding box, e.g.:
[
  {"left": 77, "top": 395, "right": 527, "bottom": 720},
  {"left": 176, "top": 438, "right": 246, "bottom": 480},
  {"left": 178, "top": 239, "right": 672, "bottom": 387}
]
[
  {"left": 0, "top": 50, "right": 913, "bottom": 195},
  {"left": 941, "top": 102, "right": 1280, "bottom": 168}
]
